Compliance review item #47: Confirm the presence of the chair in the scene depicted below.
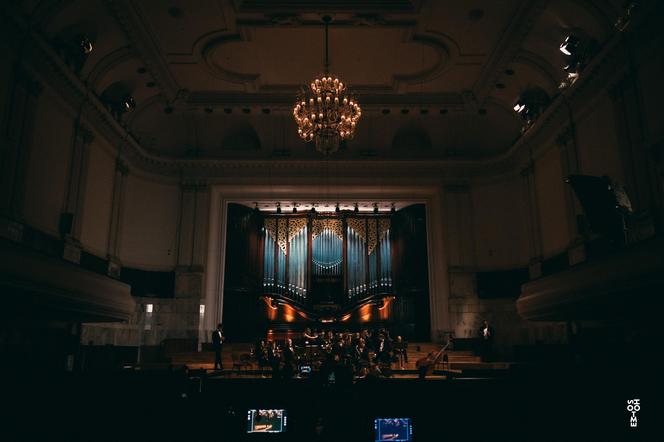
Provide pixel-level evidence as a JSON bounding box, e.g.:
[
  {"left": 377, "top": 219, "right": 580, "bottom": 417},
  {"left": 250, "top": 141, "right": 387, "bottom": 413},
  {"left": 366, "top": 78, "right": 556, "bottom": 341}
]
[{"left": 232, "top": 353, "right": 253, "bottom": 371}]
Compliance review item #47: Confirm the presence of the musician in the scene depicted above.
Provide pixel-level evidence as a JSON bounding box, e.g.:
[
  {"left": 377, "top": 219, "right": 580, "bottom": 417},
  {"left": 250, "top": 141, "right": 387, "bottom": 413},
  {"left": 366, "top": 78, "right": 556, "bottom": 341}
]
[
  {"left": 479, "top": 319, "right": 495, "bottom": 361},
  {"left": 393, "top": 335, "right": 408, "bottom": 369},
  {"left": 212, "top": 323, "right": 224, "bottom": 371},
  {"left": 354, "top": 339, "right": 369, "bottom": 372},
  {"left": 283, "top": 338, "right": 296, "bottom": 364},
  {"left": 375, "top": 333, "right": 392, "bottom": 365},
  {"left": 267, "top": 340, "right": 281, "bottom": 376},
  {"left": 303, "top": 327, "right": 317, "bottom": 343},
  {"left": 254, "top": 340, "right": 269, "bottom": 372},
  {"left": 418, "top": 351, "right": 436, "bottom": 379},
  {"left": 282, "top": 338, "right": 297, "bottom": 378}
]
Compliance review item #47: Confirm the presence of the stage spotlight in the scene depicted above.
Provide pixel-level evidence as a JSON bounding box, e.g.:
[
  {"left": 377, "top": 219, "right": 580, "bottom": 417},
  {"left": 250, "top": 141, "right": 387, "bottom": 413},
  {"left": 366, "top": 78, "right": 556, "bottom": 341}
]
[
  {"left": 293, "top": 206, "right": 297, "bottom": 213},
  {"left": 335, "top": 203, "right": 340, "bottom": 213},
  {"left": 373, "top": 203, "right": 379, "bottom": 214},
  {"left": 559, "top": 34, "right": 579, "bottom": 56},
  {"left": 80, "top": 36, "right": 94, "bottom": 55},
  {"left": 123, "top": 95, "right": 136, "bottom": 112},
  {"left": 310, "top": 204, "right": 316, "bottom": 214},
  {"left": 512, "top": 88, "right": 550, "bottom": 128},
  {"left": 354, "top": 203, "right": 359, "bottom": 213},
  {"left": 558, "top": 32, "right": 595, "bottom": 88},
  {"left": 253, "top": 202, "right": 260, "bottom": 213},
  {"left": 276, "top": 203, "right": 281, "bottom": 214},
  {"left": 391, "top": 203, "right": 396, "bottom": 214}
]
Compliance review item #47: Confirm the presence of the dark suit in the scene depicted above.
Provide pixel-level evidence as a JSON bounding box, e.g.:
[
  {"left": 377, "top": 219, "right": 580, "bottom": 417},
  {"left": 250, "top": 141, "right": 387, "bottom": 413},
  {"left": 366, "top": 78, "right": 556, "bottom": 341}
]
[
  {"left": 212, "top": 329, "right": 224, "bottom": 370},
  {"left": 479, "top": 325, "right": 495, "bottom": 361}
]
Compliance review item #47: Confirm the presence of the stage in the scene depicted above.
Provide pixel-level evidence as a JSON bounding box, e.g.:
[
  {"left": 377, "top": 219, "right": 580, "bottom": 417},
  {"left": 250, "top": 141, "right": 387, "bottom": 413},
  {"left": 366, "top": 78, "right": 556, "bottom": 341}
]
[{"left": 166, "top": 342, "right": 512, "bottom": 380}]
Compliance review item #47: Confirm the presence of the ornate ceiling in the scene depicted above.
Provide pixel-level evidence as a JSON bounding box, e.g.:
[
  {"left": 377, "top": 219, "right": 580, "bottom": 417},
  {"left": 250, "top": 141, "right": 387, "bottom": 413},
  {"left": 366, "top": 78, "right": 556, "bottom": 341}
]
[{"left": 23, "top": 0, "right": 623, "bottom": 161}]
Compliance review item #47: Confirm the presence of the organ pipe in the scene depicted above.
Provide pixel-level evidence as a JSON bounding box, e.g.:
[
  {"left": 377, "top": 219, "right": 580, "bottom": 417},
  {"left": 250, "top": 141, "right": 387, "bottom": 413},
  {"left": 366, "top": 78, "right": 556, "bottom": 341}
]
[{"left": 263, "top": 216, "right": 391, "bottom": 303}]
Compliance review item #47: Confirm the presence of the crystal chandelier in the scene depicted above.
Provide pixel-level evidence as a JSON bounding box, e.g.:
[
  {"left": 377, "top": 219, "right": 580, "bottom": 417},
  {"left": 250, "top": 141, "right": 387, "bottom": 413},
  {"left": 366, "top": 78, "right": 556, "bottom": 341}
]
[{"left": 293, "top": 16, "right": 361, "bottom": 155}]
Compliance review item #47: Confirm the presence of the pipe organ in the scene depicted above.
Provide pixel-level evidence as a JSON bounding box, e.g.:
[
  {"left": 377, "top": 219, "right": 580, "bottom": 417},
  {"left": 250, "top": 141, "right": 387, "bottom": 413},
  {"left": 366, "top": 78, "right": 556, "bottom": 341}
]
[{"left": 262, "top": 215, "right": 393, "bottom": 304}]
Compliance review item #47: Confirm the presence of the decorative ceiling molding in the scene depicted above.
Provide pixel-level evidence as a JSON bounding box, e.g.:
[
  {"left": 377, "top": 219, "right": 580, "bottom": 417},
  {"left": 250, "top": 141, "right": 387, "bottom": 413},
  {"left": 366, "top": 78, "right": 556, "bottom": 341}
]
[
  {"left": 186, "top": 91, "right": 465, "bottom": 109},
  {"left": 232, "top": 0, "right": 421, "bottom": 13},
  {"left": 9, "top": 0, "right": 656, "bottom": 185},
  {"left": 512, "top": 50, "right": 560, "bottom": 92},
  {"left": 195, "top": 27, "right": 451, "bottom": 93},
  {"left": 235, "top": 13, "right": 418, "bottom": 27},
  {"left": 104, "top": 0, "right": 180, "bottom": 101},
  {"left": 472, "top": 0, "right": 549, "bottom": 103},
  {"left": 30, "top": 0, "right": 75, "bottom": 28},
  {"left": 199, "top": 33, "right": 261, "bottom": 87},
  {"left": 86, "top": 46, "right": 138, "bottom": 90}
]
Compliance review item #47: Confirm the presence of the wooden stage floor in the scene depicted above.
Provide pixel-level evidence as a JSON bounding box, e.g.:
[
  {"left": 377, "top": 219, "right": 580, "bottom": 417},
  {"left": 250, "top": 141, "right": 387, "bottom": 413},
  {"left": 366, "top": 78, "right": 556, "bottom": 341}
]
[{"left": 161, "top": 342, "right": 511, "bottom": 379}]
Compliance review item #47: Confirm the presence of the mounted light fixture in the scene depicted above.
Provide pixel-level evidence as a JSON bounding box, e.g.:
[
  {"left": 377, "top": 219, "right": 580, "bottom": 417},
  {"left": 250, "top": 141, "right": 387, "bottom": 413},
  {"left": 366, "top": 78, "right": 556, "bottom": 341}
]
[
  {"left": 123, "top": 95, "right": 136, "bottom": 112},
  {"left": 558, "top": 32, "right": 596, "bottom": 88},
  {"left": 293, "top": 16, "right": 361, "bottom": 155},
  {"left": 373, "top": 203, "right": 379, "bottom": 214},
  {"left": 335, "top": 203, "right": 340, "bottom": 213},
  {"left": 615, "top": 2, "right": 638, "bottom": 31},
  {"left": 559, "top": 34, "right": 579, "bottom": 56},
  {"left": 276, "top": 202, "right": 282, "bottom": 214},
  {"left": 390, "top": 203, "right": 396, "bottom": 214},
  {"left": 80, "top": 36, "right": 94, "bottom": 55},
  {"left": 354, "top": 203, "right": 359, "bottom": 213},
  {"left": 512, "top": 88, "right": 551, "bottom": 129}
]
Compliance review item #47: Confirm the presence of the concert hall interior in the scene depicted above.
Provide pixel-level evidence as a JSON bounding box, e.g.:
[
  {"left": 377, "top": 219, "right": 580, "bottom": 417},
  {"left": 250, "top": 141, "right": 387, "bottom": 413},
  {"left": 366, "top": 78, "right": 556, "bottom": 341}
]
[{"left": 1, "top": 1, "right": 662, "bottom": 440}]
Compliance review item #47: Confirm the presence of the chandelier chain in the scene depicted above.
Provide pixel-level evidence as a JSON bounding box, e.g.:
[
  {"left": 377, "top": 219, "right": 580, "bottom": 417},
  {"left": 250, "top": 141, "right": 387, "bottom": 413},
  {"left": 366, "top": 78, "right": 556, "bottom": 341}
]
[{"left": 293, "top": 16, "right": 361, "bottom": 155}]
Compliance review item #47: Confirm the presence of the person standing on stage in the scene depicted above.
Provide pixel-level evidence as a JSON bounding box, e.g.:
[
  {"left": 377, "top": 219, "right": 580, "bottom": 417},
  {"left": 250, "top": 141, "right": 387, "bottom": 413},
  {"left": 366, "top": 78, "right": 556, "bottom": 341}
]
[
  {"left": 212, "top": 323, "right": 225, "bottom": 371},
  {"left": 479, "top": 319, "right": 495, "bottom": 362},
  {"left": 393, "top": 335, "right": 408, "bottom": 369}
]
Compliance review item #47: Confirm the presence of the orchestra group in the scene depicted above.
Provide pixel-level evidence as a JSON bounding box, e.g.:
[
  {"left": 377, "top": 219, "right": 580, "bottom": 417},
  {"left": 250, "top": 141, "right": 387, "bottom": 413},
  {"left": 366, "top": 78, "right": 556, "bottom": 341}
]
[{"left": 251, "top": 328, "right": 409, "bottom": 379}]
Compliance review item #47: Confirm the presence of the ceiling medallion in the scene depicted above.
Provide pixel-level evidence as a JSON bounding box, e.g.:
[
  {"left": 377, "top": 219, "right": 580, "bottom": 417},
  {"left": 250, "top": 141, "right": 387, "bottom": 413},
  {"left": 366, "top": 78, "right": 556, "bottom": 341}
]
[{"left": 293, "top": 16, "right": 361, "bottom": 155}]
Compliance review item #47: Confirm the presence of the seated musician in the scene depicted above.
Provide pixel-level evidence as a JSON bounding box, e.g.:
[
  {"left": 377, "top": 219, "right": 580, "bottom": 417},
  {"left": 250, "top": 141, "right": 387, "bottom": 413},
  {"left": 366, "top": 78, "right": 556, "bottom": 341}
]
[
  {"left": 254, "top": 340, "right": 269, "bottom": 369},
  {"left": 354, "top": 338, "right": 369, "bottom": 372},
  {"left": 303, "top": 327, "right": 317, "bottom": 343}
]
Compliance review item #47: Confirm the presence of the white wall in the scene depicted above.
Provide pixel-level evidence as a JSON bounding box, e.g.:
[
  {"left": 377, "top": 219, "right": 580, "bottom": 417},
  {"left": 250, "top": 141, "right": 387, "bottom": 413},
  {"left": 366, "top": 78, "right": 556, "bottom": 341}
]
[
  {"left": 22, "top": 92, "right": 73, "bottom": 235},
  {"left": 534, "top": 145, "right": 570, "bottom": 258},
  {"left": 471, "top": 176, "right": 529, "bottom": 268},
  {"left": 576, "top": 94, "right": 625, "bottom": 183},
  {"left": 119, "top": 174, "right": 179, "bottom": 269},
  {"left": 79, "top": 138, "right": 115, "bottom": 256}
]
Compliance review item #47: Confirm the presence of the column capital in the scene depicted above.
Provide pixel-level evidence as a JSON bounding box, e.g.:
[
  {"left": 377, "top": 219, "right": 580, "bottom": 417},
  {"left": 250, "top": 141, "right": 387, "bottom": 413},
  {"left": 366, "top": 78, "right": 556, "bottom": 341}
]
[
  {"left": 181, "top": 180, "right": 208, "bottom": 192},
  {"left": 115, "top": 158, "right": 129, "bottom": 176},
  {"left": 555, "top": 127, "right": 573, "bottom": 147},
  {"left": 520, "top": 160, "right": 535, "bottom": 177},
  {"left": 75, "top": 124, "right": 95, "bottom": 145}
]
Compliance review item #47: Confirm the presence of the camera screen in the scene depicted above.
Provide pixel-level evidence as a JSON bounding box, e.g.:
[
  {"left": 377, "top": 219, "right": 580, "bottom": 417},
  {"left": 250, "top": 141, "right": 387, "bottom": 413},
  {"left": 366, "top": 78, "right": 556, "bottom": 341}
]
[
  {"left": 374, "top": 418, "right": 412, "bottom": 441},
  {"left": 247, "top": 409, "right": 287, "bottom": 433}
]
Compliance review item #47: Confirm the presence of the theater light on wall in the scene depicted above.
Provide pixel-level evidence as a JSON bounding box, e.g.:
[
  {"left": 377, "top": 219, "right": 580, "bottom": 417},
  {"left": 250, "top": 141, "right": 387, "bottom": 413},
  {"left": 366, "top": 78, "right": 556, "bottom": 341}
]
[{"left": 558, "top": 32, "right": 596, "bottom": 89}]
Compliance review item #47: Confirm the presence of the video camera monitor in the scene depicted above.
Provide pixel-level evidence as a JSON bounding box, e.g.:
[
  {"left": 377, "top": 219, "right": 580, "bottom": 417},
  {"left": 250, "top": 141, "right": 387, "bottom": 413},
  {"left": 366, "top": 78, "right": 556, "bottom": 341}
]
[
  {"left": 374, "top": 418, "right": 412, "bottom": 442},
  {"left": 247, "top": 409, "right": 287, "bottom": 433}
]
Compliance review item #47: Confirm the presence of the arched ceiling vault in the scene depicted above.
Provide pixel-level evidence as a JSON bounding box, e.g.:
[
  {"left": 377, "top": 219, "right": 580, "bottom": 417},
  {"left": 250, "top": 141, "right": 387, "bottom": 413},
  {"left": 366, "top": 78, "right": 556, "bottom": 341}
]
[{"left": 27, "top": 0, "right": 624, "bottom": 161}]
